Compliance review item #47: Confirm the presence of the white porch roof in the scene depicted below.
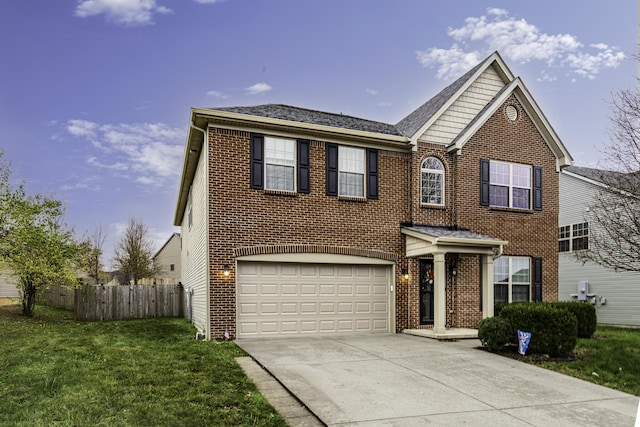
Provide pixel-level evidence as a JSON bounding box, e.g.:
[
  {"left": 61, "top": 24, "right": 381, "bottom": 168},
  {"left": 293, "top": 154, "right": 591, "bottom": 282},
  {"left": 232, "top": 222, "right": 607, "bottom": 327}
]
[{"left": 401, "top": 225, "right": 508, "bottom": 257}]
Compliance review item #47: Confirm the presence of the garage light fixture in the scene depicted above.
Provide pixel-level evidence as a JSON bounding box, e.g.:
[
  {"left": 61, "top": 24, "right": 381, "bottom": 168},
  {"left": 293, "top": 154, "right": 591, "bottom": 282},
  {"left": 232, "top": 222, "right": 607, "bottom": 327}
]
[
  {"left": 401, "top": 268, "right": 409, "bottom": 280},
  {"left": 223, "top": 264, "right": 230, "bottom": 277}
]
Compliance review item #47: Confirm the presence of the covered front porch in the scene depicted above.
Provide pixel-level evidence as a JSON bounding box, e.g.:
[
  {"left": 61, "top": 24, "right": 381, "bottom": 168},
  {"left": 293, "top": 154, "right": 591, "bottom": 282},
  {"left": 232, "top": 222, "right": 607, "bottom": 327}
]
[{"left": 401, "top": 224, "right": 508, "bottom": 335}]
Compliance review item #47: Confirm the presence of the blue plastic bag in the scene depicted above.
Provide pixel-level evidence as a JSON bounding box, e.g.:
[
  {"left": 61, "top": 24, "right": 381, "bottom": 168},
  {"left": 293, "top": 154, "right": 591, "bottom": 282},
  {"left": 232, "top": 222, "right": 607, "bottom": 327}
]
[{"left": 518, "top": 330, "right": 532, "bottom": 355}]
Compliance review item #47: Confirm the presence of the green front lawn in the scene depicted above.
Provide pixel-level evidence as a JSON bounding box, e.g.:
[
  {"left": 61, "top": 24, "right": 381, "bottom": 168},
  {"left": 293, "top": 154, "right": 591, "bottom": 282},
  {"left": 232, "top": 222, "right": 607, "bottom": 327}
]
[
  {"left": 0, "top": 305, "right": 286, "bottom": 426},
  {"left": 531, "top": 326, "right": 640, "bottom": 396}
]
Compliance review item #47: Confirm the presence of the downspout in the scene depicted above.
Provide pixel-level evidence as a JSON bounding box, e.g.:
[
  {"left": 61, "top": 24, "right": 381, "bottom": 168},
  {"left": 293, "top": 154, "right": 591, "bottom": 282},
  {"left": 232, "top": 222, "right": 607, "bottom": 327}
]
[{"left": 190, "top": 121, "right": 206, "bottom": 138}]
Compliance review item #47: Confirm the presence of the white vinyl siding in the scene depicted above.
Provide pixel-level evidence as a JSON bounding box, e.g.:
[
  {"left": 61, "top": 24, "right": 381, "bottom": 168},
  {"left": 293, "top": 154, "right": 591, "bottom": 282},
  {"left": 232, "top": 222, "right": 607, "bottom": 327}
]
[
  {"left": 558, "top": 171, "right": 640, "bottom": 326},
  {"left": 181, "top": 137, "right": 209, "bottom": 336},
  {"left": 0, "top": 268, "right": 19, "bottom": 298},
  {"left": 419, "top": 66, "right": 504, "bottom": 145}
]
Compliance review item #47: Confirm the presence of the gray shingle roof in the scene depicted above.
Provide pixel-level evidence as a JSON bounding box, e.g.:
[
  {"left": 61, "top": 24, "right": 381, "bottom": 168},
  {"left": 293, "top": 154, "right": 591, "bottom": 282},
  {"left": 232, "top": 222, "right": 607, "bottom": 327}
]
[
  {"left": 402, "top": 224, "right": 504, "bottom": 242},
  {"left": 394, "top": 57, "right": 489, "bottom": 138},
  {"left": 215, "top": 104, "right": 403, "bottom": 136},
  {"left": 564, "top": 166, "right": 616, "bottom": 183}
]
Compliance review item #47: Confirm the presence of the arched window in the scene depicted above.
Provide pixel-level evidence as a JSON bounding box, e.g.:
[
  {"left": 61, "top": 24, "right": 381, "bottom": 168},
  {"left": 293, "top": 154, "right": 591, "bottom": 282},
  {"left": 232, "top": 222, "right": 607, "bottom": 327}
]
[{"left": 421, "top": 157, "right": 444, "bottom": 205}]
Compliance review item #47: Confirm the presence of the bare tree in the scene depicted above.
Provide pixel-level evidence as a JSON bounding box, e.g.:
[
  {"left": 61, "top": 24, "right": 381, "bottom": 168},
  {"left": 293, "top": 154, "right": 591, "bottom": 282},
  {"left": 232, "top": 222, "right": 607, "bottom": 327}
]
[
  {"left": 578, "top": 85, "right": 640, "bottom": 272},
  {"left": 113, "top": 218, "right": 159, "bottom": 285},
  {"left": 85, "top": 223, "right": 107, "bottom": 285}
]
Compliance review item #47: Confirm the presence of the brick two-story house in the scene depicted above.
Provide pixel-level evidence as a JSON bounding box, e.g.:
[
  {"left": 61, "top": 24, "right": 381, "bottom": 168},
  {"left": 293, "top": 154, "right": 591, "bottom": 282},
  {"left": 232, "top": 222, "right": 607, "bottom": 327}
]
[{"left": 174, "top": 51, "right": 573, "bottom": 340}]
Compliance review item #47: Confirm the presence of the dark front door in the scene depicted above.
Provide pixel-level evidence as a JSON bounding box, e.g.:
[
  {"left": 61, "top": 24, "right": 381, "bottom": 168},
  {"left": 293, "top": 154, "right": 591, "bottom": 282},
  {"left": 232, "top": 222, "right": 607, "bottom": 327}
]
[{"left": 420, "top": 259, "right": 434, "bottom": 325}]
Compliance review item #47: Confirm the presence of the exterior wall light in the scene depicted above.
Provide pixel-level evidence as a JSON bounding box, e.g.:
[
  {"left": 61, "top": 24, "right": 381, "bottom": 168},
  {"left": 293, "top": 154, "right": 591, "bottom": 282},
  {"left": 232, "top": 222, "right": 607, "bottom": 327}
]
[
  {"left": 223, "top": 264, "right": 230, "bottom": 277},
  {"left": 401, "top": 268, "right": 409, "bottom": 280}
]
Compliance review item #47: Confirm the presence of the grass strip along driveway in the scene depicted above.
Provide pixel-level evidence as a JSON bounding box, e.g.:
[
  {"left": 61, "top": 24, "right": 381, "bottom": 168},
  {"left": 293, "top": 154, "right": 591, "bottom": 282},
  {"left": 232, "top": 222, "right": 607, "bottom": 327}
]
[
  {"left": 531, "top": 326, "right": 640, "bottom": 396},
  {"left": 0, "top": 305, "right": 286, "bottom": 426}
]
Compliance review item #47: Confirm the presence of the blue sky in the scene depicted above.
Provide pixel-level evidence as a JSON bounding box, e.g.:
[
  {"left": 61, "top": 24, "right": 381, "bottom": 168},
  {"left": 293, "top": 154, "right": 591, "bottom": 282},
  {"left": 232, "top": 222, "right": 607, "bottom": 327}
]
[{"left": 0, "top": 1, "right": 636, "bottom": 268}]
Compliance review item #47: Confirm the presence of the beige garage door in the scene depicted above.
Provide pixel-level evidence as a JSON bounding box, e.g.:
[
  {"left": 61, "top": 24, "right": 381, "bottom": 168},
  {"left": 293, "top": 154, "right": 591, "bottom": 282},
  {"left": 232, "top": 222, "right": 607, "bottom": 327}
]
[{"left": 237, "top": 262, "right": 390, "bottom": 338}]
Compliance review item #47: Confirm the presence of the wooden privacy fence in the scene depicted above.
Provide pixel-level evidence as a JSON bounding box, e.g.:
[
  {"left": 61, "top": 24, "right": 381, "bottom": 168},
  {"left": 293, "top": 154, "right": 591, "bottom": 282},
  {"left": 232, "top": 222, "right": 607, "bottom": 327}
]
[{"left": 40, "top": 284, "right": 185, "bottom": 321}]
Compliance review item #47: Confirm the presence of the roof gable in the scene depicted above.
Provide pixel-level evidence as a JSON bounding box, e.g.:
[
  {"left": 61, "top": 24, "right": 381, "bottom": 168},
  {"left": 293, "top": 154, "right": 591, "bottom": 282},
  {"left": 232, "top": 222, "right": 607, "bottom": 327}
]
[
  {"left": 395, "top": 51, "right": 514, "bottom": 143},
  {"left": 447, "top": 77, "right": 573, "bottom": 170}
]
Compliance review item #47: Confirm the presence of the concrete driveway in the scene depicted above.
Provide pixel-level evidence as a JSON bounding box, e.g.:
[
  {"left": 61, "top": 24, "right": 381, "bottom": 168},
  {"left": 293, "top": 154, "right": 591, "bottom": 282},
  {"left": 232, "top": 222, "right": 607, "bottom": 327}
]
[{"left": 236, "top": 334, "right": 639, "bottom": 426}]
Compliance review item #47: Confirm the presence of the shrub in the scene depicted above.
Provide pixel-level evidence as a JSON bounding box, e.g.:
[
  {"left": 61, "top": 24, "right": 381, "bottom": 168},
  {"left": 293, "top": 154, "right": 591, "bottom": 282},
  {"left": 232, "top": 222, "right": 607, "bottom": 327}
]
[
  {"left": 499, "top": 302, "right": 578, "bottom": 357},
  {"left": 478, "top": 316, "right": 512, "bottom": 352},
  {"left": 550, "top": 301, "right": 597, "bottom": 338}
]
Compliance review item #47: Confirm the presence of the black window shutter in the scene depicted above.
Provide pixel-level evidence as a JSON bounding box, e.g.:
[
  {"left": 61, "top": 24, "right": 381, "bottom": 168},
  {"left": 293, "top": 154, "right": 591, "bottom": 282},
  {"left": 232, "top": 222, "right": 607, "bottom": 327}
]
[
  {"left": 297, "top": 139, "right": 310, "bottom": 194},
  {"left": 326, "top": 143, "right": 338, "bottom": 196},
  {"left": 367, "top": 149, "right": 379, "bottom": 199},
  {"left": 480, "top": 158, "right": 490, "bottom": 206},
  {"left": 533, "top": 166, "right": 542, "bottom": 211},
  {"left": 250, "top": 133, "right": 264, "bottom": 189},
  {"left": 533, "top": 257, "right": 543, "bottom": 301}
]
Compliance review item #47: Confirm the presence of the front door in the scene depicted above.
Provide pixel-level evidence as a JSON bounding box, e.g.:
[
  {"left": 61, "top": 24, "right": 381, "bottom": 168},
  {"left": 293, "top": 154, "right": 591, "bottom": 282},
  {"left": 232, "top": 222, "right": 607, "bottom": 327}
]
[{"left": 420, "top": 259, "right": 434, "bottom": 325}]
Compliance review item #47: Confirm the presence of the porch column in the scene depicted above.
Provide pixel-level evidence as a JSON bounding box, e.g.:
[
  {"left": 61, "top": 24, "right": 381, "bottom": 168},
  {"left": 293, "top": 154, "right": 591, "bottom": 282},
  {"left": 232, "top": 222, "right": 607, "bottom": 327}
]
[
  {"left": 482, "top": 255, "right": 494, "bottom": 318},
  {"left": 433, "top": 252, "right": 446, "bottom": 334}
]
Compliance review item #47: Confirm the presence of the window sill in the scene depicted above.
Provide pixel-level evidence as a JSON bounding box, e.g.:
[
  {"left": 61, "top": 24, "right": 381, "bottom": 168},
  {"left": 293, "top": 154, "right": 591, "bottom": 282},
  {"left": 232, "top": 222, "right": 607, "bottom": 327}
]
[
  {"left": 489, "top": 206, "right": 534, "bottom": 215},
  {"left": 338, "top": 195, "right": 367, "bottom": 203},
  {"left": 264, "top": 189, "right": 298, "bottom": 197},
  {"left": 421, "top": 203, "right": 446, "bottom": 210}
]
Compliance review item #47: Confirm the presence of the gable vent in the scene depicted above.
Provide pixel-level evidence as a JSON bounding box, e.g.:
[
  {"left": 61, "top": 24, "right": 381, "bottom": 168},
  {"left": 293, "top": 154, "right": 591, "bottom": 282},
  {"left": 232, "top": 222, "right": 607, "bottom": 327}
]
[{"left": 505, "top": 105, "right": 518, "bottom": 121}]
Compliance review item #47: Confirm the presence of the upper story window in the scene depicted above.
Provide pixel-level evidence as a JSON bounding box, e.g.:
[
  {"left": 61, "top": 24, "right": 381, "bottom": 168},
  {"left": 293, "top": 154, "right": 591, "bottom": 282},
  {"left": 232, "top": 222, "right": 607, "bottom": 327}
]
[
  {"left": 490, "top": 160, "right": 531, "bottom": 209},
  {"left": 338, "top": 146, "right": 365, "bottom": 197},
  {"left": 421, "top": 157, "right": 444, "bottom": 205},
  {"left": 250, "top": 134, "right": 310, "bottom": 194},
  {"left": 480, "top": 159, "right": 542, "bottom": 211},
  {"left": 265, "top": 137, "right": 295, "bottom": 191},
  {"left": 326, "top": 143, "right": 378, "bottom": 200},
  {"left": 559, "top": 222, "right": 589, "bottom": 252}
]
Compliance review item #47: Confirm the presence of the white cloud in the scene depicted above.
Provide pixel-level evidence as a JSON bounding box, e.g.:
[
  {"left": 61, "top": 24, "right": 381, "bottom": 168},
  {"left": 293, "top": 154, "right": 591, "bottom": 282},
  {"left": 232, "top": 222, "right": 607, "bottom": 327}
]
[
  {"left": 193, "top": 0, "right": 222, "bottom": 3},
  {"left": 74, "top": 0, "right": 172, "bottom": 26},
  {"left": 245, "top": 82, "right": 272, "bottom": 95},
  {"left": 366, "top": 88, "right": 379, "bottom": 96},
  {"left": 67, "top": 119, "right": 98, "bottom": 138},
  {"left": 206, "top": 90, "right": 230, "bottom": 99},
  {"left": 416, "top": 8, "right": 625, "bottom": 81},
  {"left": 64, "top": 120, "right": 185, "bottom": 188}
]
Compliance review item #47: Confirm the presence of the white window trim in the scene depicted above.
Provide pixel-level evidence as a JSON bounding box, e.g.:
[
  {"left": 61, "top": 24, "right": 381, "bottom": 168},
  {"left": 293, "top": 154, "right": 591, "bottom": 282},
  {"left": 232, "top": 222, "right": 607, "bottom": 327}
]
[
  {"left": 421, "top": 157, "right": 445, "bottom": 206},
  {"left": 494, "top": 256, "right": 531, "bottom": 303},
  {"left": 559, "top": 222, "right": 589, "bottom": 253},
  {"left": 338, "top": 146, "right": 365, "bottom": 198},
  {"left": 489, "top": 160, "right": 532, "bottom": 209},
  {"left": 264, "top": 136, "right": 296, "bottom": 192}
]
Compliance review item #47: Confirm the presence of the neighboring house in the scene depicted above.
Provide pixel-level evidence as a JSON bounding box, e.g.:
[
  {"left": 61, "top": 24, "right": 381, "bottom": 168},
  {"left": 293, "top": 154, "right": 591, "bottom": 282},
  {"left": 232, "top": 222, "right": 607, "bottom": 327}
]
[
  {"left": 558, "top": 166, "right": 640, "bottom": 326},
  {"left": 140, "top": 233, "right": 182, "bottom": 285},
  {"left": 0, "top": 267, "right": 20, "bottom": 302},
  {"left": 174, "top": 51, "right": 573, "bottom": 340}
]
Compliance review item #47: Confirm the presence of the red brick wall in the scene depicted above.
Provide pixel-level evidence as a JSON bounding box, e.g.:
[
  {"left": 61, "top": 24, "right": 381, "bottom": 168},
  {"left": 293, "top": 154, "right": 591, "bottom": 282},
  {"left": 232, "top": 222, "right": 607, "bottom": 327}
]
[
  {"left": 204, "top": 94, "right": 560, "bottom": 337},
  {"left": 207, "top": 129, "right": 410, "bottom": 339},
  {"left": 406, "top": 96, "right": 559, "bottom": 329}
]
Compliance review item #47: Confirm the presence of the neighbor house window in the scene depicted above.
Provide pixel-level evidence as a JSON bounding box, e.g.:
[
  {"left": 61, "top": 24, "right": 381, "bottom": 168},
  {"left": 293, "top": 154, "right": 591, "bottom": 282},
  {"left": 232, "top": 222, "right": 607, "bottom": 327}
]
[
  {"left": 489, "top": 161, "right": 531, "bottom": 209},
  {"left": 170, "top": 264, "right": 175, "bottom": 271},
  {"left": 494, "top": 256, "right": 531, "bottom": 307},
  {"left": 265, "top": 137, "right": 295, "bottom": 191},
  {"left": 421, "top": 157, "right": 444, "bottom": 205},
  {"left": 559, "top": 222, "right": 589, "bottom": 252},
  {"left": 338, "top": 146, "right": 365, "bottom": 197}
]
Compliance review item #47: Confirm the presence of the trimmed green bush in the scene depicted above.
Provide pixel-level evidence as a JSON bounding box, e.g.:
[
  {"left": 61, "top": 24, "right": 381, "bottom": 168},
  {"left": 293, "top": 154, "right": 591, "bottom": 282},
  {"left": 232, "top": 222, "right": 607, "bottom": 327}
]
[
  {"left": 478, "top": 316, "right": 512, "bottom": 351},
  {"left": 550, "top": 301, "right": 597, "bottom": 338},
  {"left": 499, "top": 302, "right": 578, "bottom": 357}
]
